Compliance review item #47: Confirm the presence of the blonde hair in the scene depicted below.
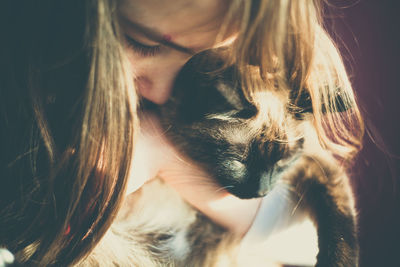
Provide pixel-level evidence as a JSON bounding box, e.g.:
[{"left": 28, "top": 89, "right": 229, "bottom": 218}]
[{"left": 222, "top": 0, "right": 364, "bottom": 160}]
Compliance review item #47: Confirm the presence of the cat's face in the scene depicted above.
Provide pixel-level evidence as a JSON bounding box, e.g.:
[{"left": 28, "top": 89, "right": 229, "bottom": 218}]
[{"left": 161, "top": 51, "right": 303, "bottom": 199}]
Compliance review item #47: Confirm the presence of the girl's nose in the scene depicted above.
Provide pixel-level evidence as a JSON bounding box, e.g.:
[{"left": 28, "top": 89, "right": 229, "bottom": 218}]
[{"left": 137, "top": 54, "right": 191, "bottom": 105}]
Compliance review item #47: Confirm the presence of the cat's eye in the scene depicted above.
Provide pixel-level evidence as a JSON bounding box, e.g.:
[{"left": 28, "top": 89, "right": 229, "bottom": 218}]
[
  {"left": 124, "top": 34, "right": 161, "bottom": 57},
  {"left": 233, "top": 108, "right": 257, "bottom": 119},
  {"left": 225, "top": 159, "right": 246, "bottom": 175}
]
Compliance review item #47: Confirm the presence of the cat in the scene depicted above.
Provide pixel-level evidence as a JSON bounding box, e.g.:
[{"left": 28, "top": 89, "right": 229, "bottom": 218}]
[
  {"left": 80, "top": 49, "right": 358, "bottom": 267},
  {"left": 157, "top": 49, "right": 359, "bottom": 266}
]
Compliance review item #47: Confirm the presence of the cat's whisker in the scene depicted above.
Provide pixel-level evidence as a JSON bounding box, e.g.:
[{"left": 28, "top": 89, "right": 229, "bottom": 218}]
[
  {"left": 162, "top": 176, "right": 217, "bottom": 187},
  {"left": 167, "top": 180, "right": 216, "bottom": 187},
  {"left": 162, "top": 125, "right": 172, "bottom": 135},
  {"left": 291, "top": 191, "right": 306, "bottom": 216},
  {"left": 214, "top": 185, "right": 235, "bottom": 193},
  {"left": 305, "top": 154, "right": 329, "bottom": 181}
]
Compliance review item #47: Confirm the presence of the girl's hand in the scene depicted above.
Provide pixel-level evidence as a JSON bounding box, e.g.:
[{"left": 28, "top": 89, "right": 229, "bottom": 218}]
[{"left": 127, "top": 111, "right": 261, "bottom": 236}]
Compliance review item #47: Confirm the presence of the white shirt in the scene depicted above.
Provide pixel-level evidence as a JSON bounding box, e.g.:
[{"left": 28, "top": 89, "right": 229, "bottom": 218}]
[{"left": 240, "top": 183, "right": 318, "bottom": 266}]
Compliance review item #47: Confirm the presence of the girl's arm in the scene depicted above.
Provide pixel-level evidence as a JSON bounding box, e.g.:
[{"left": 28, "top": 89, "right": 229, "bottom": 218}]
[
  {"left": 128, "top": 112, "right": 318, "bottom": 265},
  {"left": 127, "top": 112, "right": 261, "bottom": 236}
]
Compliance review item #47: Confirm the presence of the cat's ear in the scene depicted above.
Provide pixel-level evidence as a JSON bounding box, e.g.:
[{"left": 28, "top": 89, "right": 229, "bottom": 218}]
[{"left": 289, "top": 87, "right": 351, "bottom": 116}]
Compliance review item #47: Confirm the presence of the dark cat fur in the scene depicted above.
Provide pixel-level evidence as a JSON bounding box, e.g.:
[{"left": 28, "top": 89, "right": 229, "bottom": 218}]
[{"left": 157, "top": 50, "right": 359, "bottom": 266}]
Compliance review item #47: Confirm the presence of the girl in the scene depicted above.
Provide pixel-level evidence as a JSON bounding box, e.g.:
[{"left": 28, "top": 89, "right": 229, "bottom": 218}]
[{"left": 0, "top": 0, "right": 363, "bottom": 266}]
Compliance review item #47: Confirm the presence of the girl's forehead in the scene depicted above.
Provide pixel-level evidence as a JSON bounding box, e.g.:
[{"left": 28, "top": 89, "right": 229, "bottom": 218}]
[{"left": 118, "top": 0, "right": 230, "bottom": 40}]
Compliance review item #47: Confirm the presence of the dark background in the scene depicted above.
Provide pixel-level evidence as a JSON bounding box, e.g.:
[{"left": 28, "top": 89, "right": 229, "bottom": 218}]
[{"left": 326, "top": 1, "right": 400, "bottom": 266}]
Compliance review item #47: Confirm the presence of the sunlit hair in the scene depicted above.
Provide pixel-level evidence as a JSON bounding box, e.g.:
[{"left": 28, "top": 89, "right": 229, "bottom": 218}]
[
  {"left": 1, "top": 0, "right": 136, "bottom": 265},
  {"left": 221, "top": 0, "right": 364, "bottom": 160}
]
